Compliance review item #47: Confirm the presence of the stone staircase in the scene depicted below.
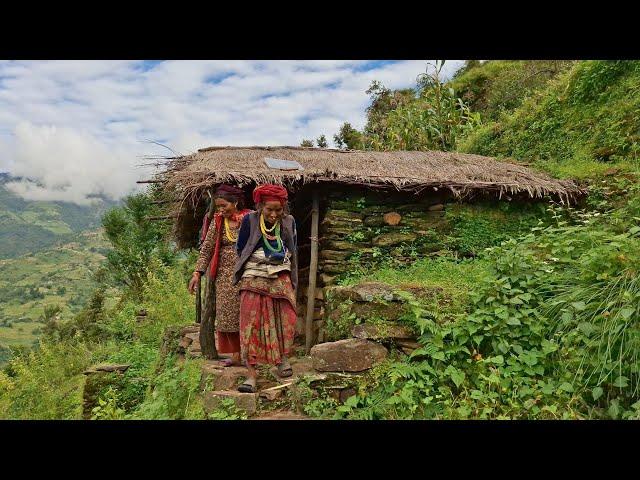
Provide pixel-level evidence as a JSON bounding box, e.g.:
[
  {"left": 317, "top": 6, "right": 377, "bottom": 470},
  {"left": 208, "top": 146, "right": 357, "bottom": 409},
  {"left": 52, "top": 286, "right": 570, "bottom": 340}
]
[
  {"left": 200, "top": 355, "right": 318, "bottom": 418},
  {"left": 175, "top": 323, "right": 395, "bottom": 419}
]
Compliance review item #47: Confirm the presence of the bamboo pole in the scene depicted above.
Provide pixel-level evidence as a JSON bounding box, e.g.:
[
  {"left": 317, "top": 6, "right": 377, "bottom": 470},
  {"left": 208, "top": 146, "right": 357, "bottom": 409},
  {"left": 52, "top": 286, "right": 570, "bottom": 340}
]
[{"left": 305, "top": 191, "right": 320, "bottom": 354}]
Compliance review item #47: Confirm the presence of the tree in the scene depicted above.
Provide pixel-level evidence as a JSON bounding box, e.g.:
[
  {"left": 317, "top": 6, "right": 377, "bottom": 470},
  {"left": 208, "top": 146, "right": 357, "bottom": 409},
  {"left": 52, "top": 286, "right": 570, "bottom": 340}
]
[
  {"left": 40, "top": 304, "right": 62, "bottom": 341},
  {"left": 333, "top": 122, "right": 364, "bottom": 150},
  {"left": 316, "top": 134, "right": 328, "bottom": 148},
  {"left": 364, "top": 81, "right": 417, "bottom": 138},
  {"left": 102, "top": 192, "right": 175, "bottom": 298},
  {"left": 300, "top": 139, "right": 314, "bottom": 147}
]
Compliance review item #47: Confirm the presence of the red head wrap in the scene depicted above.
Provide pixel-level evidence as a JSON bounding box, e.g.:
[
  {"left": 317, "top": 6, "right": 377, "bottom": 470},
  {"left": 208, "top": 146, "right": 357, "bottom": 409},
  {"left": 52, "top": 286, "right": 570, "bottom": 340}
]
[
  {"left": 253, "top": 184, "right": 288, "bottom": 206},
  {"left": 214, "top": 184, "right": 244, "bottom": 200}
]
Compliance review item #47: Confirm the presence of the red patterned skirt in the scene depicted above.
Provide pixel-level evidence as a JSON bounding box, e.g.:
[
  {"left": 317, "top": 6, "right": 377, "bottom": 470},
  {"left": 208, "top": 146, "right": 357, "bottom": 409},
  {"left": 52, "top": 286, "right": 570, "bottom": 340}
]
[
  {"left": 215, "top": 331, "right": 241, "bottom": 354},
  {"left": 238, "top": 272, "right": 297, "bottom": 366}
]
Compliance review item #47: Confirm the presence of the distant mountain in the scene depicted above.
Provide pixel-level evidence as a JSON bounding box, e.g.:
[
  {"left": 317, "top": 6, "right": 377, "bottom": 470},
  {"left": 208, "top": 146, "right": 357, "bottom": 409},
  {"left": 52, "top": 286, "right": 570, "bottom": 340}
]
[{"left": 0, "top": 174, "right": 120, "bottom": 259}]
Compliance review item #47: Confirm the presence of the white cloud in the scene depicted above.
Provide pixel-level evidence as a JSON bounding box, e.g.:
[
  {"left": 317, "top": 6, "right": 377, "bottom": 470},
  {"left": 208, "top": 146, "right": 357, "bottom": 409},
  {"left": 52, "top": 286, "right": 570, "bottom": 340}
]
[
  {"left": 0, "top": 60, "right": 465, "bottom": 204},
  {"left": 4, "top": 122, "right": 155, "bottom": 204}
]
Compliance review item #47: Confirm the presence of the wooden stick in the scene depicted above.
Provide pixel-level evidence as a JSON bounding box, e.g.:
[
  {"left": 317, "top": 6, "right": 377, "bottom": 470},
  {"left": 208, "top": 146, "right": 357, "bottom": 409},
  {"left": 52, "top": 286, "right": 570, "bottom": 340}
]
[
  {"left": 145, "top": 215, "right": 178, "bottom": 221},
  {"left": 136, "top": 179, "right": 167, "bottom": 184},
  {"left": 195, "top": 276, "right": 202, "bottom": 324},
  {"left": 305, "top": 190, "right": 320, "bottom": 354}
]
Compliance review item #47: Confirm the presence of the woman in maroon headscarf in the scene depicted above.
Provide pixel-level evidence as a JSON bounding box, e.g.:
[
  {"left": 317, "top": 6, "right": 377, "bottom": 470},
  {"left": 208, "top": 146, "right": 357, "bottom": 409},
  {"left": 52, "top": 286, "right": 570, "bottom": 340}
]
[
  {"left": 233, "top": 184, "right": 298, "bottom": 393},
  {"left": 188, "top": 184, "right": 252, "bottom": 366}
]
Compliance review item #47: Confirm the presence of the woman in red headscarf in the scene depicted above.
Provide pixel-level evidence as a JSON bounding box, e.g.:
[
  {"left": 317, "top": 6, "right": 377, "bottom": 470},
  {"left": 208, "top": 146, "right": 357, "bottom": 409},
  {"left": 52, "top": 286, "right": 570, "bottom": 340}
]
[
  {"left": 233, "top": 184, "right": 298, "bottom": 393},
  {"left": 188, "top": 184, "right": 252, "bottom": 366}
]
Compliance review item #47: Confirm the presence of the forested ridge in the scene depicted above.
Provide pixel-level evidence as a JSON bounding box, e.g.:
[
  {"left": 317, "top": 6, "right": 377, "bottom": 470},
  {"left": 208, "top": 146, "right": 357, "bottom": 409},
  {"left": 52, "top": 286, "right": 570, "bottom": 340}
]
[{"left": 1, "top": 60, "right": 638, "bottom": 420}]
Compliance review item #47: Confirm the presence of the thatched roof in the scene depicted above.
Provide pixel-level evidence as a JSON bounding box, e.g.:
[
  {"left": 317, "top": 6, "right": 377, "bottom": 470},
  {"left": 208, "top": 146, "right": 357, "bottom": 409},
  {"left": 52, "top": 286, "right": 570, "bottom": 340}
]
[
  {"left": 153, "top": 146, "right": 585, "bottom": 247},
  {"left": 159, "top": 146, "right": 584, "bottom": 203}
]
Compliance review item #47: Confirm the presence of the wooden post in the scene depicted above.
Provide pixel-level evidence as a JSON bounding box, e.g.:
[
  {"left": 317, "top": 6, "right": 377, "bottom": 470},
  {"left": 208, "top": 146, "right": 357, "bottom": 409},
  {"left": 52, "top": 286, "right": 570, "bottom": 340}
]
[
  {"left": 305, "top": 191, "right": 320, "bottom": 354},
  {"left": 199, "top": 275, "right": 218, "bottom": 359},
  {"left": 199, "top": 190, "right": 218, "bottom": 360}
]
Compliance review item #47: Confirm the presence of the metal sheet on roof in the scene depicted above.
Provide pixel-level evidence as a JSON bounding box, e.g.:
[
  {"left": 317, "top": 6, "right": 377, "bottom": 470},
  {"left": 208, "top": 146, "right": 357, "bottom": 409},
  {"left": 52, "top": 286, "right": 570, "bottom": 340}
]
[{"left": 263, "top": 157, "right": 304, "bottom": 171}]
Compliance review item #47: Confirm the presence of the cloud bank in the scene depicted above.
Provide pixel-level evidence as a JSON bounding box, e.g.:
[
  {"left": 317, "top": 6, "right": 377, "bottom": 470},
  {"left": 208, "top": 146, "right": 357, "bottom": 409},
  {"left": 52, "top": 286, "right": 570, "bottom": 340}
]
[{"left": 0, "top": 60, "right": 464, "bottom": 204}]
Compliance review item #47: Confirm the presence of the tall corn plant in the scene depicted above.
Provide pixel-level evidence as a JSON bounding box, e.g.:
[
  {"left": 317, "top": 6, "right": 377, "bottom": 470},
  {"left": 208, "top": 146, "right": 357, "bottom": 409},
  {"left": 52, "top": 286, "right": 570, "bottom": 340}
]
[{"left": 368, "top": 60, "right": 480, "bottom": 151}]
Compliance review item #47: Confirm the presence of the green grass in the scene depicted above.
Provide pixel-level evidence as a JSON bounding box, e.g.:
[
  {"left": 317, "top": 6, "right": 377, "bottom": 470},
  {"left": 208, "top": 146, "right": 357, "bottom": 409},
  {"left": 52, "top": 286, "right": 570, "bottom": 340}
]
[
  {"left": 459, "top": 60, "right": 640, "bottom": 180},
  {"left": 339, "top": 256, "right": 492, "bottom": 314},
  {"left": 450, "top": 60, "right": 575, "bottom": 122}
]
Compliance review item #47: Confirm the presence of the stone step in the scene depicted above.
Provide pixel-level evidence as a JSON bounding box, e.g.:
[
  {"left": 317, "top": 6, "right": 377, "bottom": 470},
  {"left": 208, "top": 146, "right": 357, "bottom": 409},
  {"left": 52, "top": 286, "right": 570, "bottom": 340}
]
[
  {"left": 185, "top": 332, "right": 200, "bottom": 342},
  {"left": 181, "top": 325, "right": 200, "bottom": 335},
  {"left": 310, "top": 339, "right": 388, "bottom": 372},
  {"left": 268, "top": 355, "right": 316, "bottom": 382},
  {"left": 253, "top": 411, "right": 311, "bottom": 420},
  {"left": 201, "top": 363, "right": 248, "bottom": 391}
]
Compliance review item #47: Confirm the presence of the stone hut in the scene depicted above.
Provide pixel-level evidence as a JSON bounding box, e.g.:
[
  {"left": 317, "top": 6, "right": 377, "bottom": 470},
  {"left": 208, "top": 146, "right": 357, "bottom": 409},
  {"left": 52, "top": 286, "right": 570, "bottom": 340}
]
[{"left": 152, "top": 146, "right": 584, "bottom": 350}]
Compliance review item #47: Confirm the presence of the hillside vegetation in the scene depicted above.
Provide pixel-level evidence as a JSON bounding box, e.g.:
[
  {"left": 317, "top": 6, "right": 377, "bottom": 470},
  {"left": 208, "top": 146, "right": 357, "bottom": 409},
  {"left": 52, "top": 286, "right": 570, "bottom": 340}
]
[
  {"left": 0, "top": 175, "right": 116, "bottom": 259},
  {"left": 0, "top": 230, "right": 113, "bottom": 365},
  {"left": 1, "top": 60, "right": 639, "bottom": 419}
]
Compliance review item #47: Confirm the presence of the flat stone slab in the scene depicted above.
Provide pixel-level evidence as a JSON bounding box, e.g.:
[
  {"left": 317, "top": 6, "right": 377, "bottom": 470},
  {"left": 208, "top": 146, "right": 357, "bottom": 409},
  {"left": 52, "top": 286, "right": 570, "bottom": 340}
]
[
  {"left": 326, "top": 282, "right": 404, "bottom": 303},
  {"left": 201, "top": 363, "right": 248, "bottom": 391},
  {"left": 181, "top": 325, "right": 200, "bottom": 335},
  {"left": 203, "top": 390, "right": 257, "bottom": 416},
  {"left": 83, "top": 364, "right": 130, "bottom": 375},
  {"left": 352, "top": 323, "right": 415, "bottom": 341},
  {"left": 311, "top": 339, "right": 388, "bottom": 372}
]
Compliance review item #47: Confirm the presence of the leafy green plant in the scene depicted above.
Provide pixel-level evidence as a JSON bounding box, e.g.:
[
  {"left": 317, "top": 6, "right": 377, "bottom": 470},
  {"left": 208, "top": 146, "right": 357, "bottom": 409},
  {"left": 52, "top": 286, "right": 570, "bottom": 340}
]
[
  {"left": 91, "top": 386, "right": 126, "bottom": 420},
  {"left": 207, "top": 398, "right": 248, "bottom": 420}
]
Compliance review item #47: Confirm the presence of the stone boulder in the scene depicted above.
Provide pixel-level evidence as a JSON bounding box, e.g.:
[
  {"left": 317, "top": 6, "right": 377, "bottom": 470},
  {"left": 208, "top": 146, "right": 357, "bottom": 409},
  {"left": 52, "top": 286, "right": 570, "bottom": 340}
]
[{"left": 310, "top": 339, "right": 388, "bottom": 372}]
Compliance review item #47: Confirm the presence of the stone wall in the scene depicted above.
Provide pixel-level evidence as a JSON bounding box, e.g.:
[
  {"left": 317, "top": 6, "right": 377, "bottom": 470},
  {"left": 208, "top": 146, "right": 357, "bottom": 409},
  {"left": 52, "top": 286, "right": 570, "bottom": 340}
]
[
  {"left": 295, "top": 186, "right": 546, "bottom": 344},
  {"left": 297, "top": 186, "right": 453, "bottom": 343}
]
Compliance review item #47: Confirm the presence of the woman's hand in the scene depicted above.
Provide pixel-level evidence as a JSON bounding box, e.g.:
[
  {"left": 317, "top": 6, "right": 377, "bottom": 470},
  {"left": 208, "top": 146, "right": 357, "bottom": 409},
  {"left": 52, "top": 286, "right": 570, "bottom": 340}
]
[{"left": 188, "top": 272, "right": 201, "bottom": 294}]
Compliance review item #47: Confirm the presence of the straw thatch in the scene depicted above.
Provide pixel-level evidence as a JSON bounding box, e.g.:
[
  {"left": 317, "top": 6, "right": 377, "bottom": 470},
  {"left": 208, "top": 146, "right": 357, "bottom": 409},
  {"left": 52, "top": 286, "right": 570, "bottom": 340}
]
[
  {"left": 154, "top": 146, "right": 586, "bottom": 246},
  {"left": 160, "top": 145, "right": 583, "bottom": 199}
]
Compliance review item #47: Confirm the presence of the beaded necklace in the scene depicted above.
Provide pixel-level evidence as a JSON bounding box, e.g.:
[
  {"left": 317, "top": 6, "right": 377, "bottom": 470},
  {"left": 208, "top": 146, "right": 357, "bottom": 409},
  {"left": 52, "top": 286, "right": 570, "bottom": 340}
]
[
  {"left": 259, "top": 213, "right": 282, "bottom": 252},
  {"left": 224, "top": 217, "right": 238, "bottom": 242}
]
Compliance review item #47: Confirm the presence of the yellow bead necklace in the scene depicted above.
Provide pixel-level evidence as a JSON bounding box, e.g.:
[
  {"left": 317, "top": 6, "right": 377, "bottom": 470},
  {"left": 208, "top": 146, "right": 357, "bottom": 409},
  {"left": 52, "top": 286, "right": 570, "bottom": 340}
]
[
  {"left": 259, "top": 213, "right": 279, "bottom": 235},
  {"left": 224, "top": 217, "right": 238, "bottom": 242}
]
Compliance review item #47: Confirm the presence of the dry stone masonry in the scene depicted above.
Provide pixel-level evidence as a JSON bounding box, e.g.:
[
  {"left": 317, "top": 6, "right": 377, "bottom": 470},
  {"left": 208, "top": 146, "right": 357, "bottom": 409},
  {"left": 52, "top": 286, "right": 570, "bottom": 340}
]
[{"left": 299, "top": 188, "right": 452, "bottom": 342}]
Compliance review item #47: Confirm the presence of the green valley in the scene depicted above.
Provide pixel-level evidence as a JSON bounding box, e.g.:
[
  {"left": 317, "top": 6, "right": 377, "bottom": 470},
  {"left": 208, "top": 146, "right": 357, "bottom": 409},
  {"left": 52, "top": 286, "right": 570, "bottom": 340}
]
[{"left": 0, "top": 229, "right": 113, "bottom": 364}]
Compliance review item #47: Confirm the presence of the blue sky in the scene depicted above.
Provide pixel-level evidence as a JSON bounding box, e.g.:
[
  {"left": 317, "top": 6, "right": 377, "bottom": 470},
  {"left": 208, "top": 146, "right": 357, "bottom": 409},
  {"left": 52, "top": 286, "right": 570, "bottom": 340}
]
[{"left": 0, "top": 60, "right": 464, "bottom": 204}]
